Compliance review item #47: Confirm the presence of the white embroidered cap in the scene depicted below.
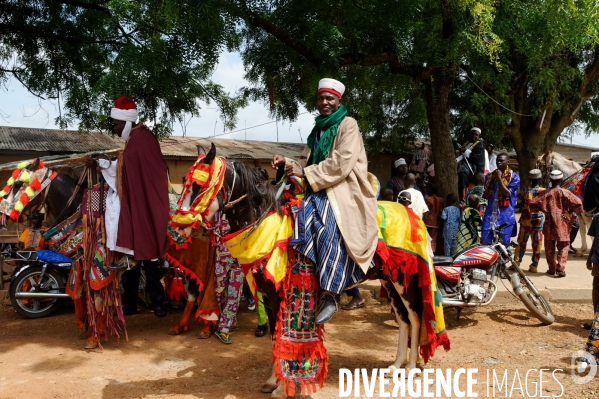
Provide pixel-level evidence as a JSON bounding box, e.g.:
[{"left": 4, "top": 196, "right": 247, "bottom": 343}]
[{"left": 318, "top": 78, "right": 345, "bottom": 98}]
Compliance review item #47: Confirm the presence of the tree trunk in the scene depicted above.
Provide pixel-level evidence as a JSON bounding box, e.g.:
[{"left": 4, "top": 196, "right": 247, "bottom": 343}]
[
  {"left": 424, "top": 68, "right": 458, "bottom": 201},
  {"left": 510, "top": 128, "right": 545, "bottom": 188}
]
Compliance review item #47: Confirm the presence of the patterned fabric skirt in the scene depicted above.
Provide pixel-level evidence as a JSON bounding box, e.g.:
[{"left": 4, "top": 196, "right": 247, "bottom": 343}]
[
  {"left": 292, "top": 189, "right": 364, "bottom": 294},
  {"left": 273, "top": 250, "right": 327, "bottom": 396}
]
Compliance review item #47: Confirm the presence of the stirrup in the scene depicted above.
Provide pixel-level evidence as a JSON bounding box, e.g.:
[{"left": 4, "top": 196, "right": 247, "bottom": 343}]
[{"left": 108, "top": 256, "right": 134, "bottom": 271}]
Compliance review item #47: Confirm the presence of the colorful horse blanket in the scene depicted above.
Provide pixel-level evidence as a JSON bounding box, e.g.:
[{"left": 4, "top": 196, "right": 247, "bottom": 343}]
[{"left": 376, "top": 201, "right": 450, "bottom": 362}]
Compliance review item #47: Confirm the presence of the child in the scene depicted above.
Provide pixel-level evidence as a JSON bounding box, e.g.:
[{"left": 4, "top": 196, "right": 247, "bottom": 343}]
[
  {"left": 424, "top": 183, "right": 443, "bottom": 253},
  {"left": 398, "top": 191, "right": 412, "bottom": 207},
  {"left": 455, "top": 194, "right": 482, "bottom": 254},
  {"left": 379, "top": 187, "right": 394, "bottom": 201},
  {"left": 18, "top": 212, "right": 47, "bottom": 250},
  {"left": 440, "top": 193, "right": 460, "bottom": 256}
]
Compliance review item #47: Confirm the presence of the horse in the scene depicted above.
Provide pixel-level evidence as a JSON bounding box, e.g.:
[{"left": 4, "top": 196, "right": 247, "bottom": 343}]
[
  {"left": 5, "top": 162, "right": 218, "bottom": 347},
  {"left": 172, "top": 144, "right": 449, "bottom": 398}
]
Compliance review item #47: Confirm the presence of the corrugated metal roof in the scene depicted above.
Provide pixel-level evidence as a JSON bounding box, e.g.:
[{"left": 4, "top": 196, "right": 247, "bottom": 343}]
[
  {"left": 0, "top": 126, "right": 304, "bottom": 160},
  {"left": 0, "top": 126, "right": 124, "bottom": 153},
  {"left": 158, "top": 136, "right": 305, "bottom": 160}
]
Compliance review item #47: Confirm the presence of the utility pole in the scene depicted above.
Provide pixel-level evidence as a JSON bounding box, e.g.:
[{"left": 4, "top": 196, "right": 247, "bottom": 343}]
[
  {"left": 245, "top": 120, "right": 247, "bottom": 140},
  {"left": 213, "top": 119, "right": 217, "bottom": 137},
  {"left": 276, "top": 115, "right": 279, "bottom": 142}
]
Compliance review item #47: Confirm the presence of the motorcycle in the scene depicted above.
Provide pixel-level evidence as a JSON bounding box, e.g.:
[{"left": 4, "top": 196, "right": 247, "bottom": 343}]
[
  {"left": 433, "top": 223, "right": 555, "bottom": 325},
  {"left": 8, "top": 249, "right": 72, "bottom": 318}
]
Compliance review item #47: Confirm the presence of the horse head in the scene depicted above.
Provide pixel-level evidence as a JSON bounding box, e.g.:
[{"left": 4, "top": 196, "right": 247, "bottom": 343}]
[{"left": 172, "top": 143, "right": 282, "bottom": 236}]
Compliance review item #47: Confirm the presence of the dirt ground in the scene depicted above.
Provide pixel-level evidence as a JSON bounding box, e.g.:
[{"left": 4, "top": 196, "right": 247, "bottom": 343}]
[{"left": 0, "top": 295, "right": 598, "bottom": 399}]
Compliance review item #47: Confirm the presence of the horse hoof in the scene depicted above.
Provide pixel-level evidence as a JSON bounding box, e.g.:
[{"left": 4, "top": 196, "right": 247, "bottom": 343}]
[
  {"left": 197, "top": 331, "right": 211, "bottom": 339},
  {"left": 261, "top": 383, "right": 278, "bottom": 394},
  {"left": 168, "top": 326, "right": 187, "bottom": 335},
  {"left": 77, "top": 328, "right": 88, "bottom": 339},
  {"left": 575, "top": 252, "right": 585, "bottom": 258},
  {"left": 270, "top": 384, "right": 287, "bottom": 399},
  {"left": 84, "top": 339, "right": 99, "bottom": 350}
]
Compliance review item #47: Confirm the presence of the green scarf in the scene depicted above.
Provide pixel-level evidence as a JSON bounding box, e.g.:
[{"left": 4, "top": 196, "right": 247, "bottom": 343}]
[{"left": 306, "top": 105, "right": 347, "bottom": 165}]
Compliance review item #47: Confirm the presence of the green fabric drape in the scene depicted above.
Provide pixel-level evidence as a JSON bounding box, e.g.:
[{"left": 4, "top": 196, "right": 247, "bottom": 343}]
[{"left": 306, "top": 105, "right": 347, "bottom": 165}]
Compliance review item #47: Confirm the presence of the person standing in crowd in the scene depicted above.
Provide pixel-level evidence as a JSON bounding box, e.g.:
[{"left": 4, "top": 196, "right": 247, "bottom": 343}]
[
  {"left": 399, "top": 173, "right": 428, "bottom": 219},
  {"left": 584, "top": 212, "right": 599, "bottom": 330},
  {"left": 271, "top": 78, "right": 378, "bottom": 324},
  {"left": 379, "top": 187, "right": 394, "bottom": 201},
  {"left": 465, "top": 172, "right": 487, "bottom": 212},
  {"left": 441, "top": 193, "right": 461, "bottom": 257},
  {"left": 530, "top": 170, "right": 583, "bottom": 277},
  {"left": 212, "top": 213, "right": 244, "bottom": 344},
  {"left": 455, "top": 194, "right": 482, "bottom": 254},
  {"left": 424, "top": 183, "right": 443, "bottom": 253},
  {"left": 398, "top": 191, "right": 411, "bottom": 207},
  {"left": 481, "top": 153, "right": 519, "bottom": 245},
  {"left": 18, "top": 212, "right": 47, "bottom": 250},
  {"left": 91, "top": 95, "right": 170, "bottom": 317},
  {"left": 387, "top": 158, "right": 408, "bottom": 202},
  {"left": 409, "top": 143, "right": 433, "bottom": 176},
  {"left": 569, "top": 214, "right": 580, "bottom": 254},
  {"left": 515, "top": 169, "right": 545, "bottom": 273},
  {"left": 457, "top": 127, "right": 486, "bottom": 201}
]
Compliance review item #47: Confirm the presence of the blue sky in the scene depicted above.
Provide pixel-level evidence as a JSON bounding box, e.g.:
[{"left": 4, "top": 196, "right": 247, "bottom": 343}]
[{"left": 1, "top": 51, "right": 598, "bottom": 148}]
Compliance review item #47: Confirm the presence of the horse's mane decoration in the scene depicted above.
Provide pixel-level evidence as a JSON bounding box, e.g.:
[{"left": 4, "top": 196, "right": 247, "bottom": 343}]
[
  {"left": 170, "top": 154, "right": 226, "bottom": 235},
  {"left": 0, "top": 159, "right": 57, "bottom": 220}
]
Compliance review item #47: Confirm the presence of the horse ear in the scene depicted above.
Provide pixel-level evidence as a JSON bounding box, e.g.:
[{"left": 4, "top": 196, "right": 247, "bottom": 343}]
[
  {"left": 203, "top": 143, "right": 217, "bottom": 165},
  {"left": 196, "top": 145, "right": 206, "bottom": 156}
]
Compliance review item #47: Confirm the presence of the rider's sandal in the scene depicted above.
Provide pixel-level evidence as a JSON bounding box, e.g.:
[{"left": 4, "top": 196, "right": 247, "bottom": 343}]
[
  {"left": 556, "top": 271, "right": 566, "bottom": 278},
  {"left": 215, "top": 330, "right": 233, "bottom": 344}
]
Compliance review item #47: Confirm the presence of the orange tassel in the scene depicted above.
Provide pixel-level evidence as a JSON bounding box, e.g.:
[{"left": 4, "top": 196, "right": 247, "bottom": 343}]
[
  {"left": 30, "top": 179, "right": 41, "bottom": 191},
  {"left": 19, "top": 193, "right": 29, "bottom": 205}
]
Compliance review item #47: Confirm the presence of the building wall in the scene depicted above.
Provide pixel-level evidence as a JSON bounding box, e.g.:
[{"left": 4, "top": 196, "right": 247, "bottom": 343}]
[{"left": 553, "top": 144, "right": 594, "bottom": 164}]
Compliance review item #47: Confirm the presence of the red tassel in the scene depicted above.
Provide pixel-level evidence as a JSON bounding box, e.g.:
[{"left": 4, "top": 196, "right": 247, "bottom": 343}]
[
  {"left": 11, "top": 169, "right": 20, "bottom": 179},
  {"left": 19, "top": 193, "right": 29, "bottom": 205},
  {"left": 38, "top": 160, "right": 44, "bottom": 168},
  {"left": 2, "top": 185, "right": 10, "bottom": 193},
  {"left": 9, "top": 209, "right": 19, "bottom": 220},
  {"left": 30, "top": 179, "right": 41, "bottom": 191}
]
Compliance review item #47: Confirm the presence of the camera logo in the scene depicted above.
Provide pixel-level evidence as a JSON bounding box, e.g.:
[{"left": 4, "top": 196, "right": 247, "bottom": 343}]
[{"left": 571, "top": 350, "right": 597, "bottom": 385}]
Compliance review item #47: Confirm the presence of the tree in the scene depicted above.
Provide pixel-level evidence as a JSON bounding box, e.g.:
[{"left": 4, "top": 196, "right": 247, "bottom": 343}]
[
  {"left": 454, "top": 0, "right": 599, "bottom": 185},
  {"left": 0, "top": 0, "right": 245, "bottom": 137},
  {"left": 222, "top": 0, "right": 501, "bottom": 198}
]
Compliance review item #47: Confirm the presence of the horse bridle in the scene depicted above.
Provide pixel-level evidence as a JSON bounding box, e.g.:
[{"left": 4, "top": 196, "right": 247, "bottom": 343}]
[{"left": 222, "top": 160, "right": 247, "bottom": 210}]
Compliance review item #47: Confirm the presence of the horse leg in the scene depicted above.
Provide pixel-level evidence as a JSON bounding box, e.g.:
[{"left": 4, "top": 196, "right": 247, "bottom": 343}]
[
  {"left": 576, "top": 213, "right": 591, "bottom": 257},
  {"left": 74, "top": 297, "right": 87, "bottom": 338},
  {"left": 381, "top": 279, "right": 409, "bottom": 371},
  {"left": 393, "top": 281, "right": 421, "bottom": 371},
  {"left": 169, "top": 293, "right": 196, "bottom": 335},
  {"left": 84, "top": 293, "right": 104, "bottom": 350},
  {"left": 261, "top": 361, "right": 278, "bottom": 394}
]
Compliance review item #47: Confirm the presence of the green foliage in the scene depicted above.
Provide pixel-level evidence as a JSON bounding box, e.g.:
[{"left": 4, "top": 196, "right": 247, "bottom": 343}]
[
  {"left": 227, "top": 0, "right": 502, "bottom": 153},
  {"left": 0, "top": 0, "right": 245, "bottom": 138}
]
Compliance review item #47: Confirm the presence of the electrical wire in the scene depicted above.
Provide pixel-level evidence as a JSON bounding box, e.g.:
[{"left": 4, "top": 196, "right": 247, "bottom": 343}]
[{"left": 458, "top": 67, "right": 535, "bottom": 117}]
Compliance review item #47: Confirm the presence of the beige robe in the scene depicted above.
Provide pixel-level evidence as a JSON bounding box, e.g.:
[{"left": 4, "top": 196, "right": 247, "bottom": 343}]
[{"left": 290, "top": 116, "right": 378, "bottom": 273}]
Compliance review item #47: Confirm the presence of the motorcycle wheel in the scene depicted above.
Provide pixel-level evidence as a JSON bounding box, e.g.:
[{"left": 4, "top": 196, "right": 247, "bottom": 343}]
[
  {"left": 517, "top": 275, "right": 554, "bottom": 325},
  {"left": 10, "top": 266, "right": 65, "bottom": 319}
]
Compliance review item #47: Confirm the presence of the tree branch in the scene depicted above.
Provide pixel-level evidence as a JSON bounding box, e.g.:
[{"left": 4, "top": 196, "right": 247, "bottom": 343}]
[
  {"left": 50, "top": 0, "right": 111, "bottom": 15},
  {"left": 239, "top": 6, "right": 321, "bottom": 66},
  {"left": 0, "top": 23, "right": 124, "bottom": 46}
]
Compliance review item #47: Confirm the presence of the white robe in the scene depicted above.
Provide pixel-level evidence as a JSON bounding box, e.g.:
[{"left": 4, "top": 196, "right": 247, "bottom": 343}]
[{"left": 98, "top": 159, "right": 133, "bottom": 255}]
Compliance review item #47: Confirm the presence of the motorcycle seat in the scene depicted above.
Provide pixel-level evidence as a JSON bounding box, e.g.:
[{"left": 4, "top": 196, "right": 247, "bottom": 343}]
[{"left": 433, "top": 256, "right": 453, "bottom": 265}]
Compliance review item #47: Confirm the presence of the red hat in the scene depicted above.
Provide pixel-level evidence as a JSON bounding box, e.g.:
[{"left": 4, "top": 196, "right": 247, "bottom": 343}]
[{"left": 114, "top": 96, "right": 136, "bottom": 110}]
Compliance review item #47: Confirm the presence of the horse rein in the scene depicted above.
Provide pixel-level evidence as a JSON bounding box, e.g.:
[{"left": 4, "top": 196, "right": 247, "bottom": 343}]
[{"left": 222, "top": 160, "right": 247, "bottom": 210}]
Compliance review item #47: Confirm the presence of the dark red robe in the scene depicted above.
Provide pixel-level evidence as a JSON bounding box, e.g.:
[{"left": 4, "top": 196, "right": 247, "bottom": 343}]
[{"left": 117, "top": 125, "right": 170, "bottom": 260}]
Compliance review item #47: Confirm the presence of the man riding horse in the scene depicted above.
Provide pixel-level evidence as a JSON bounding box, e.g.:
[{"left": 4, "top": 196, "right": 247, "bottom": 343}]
[{"left": 271, "top": 78, "right": 378, "bottom": 324}]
